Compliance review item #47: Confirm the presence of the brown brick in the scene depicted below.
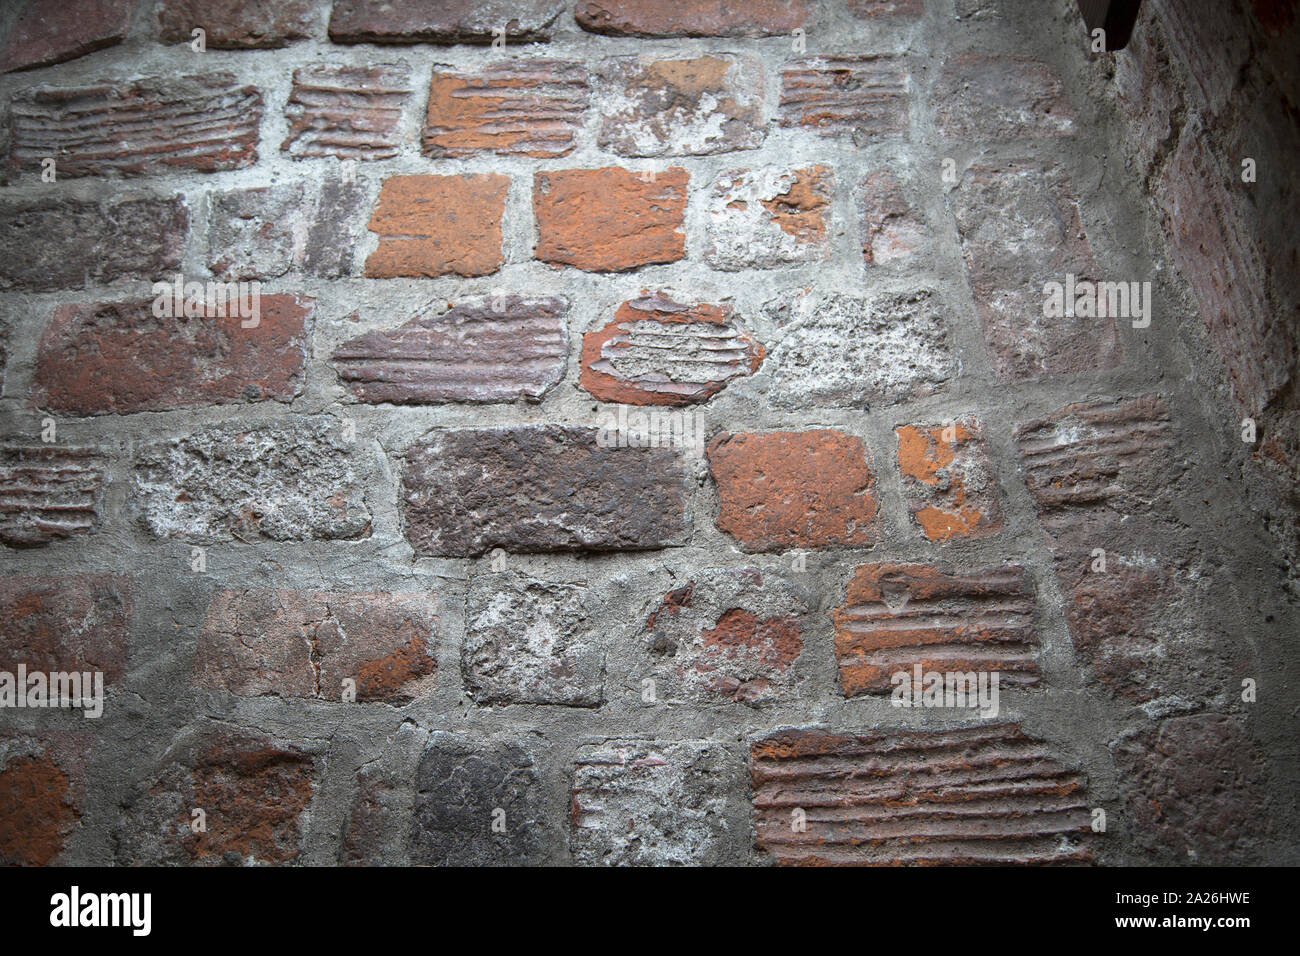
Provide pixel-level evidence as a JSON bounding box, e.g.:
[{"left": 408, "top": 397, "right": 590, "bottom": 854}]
[
  {"left": 0, "top": 0, "right": 132, "bottom": 73},
  {"left": 832, "top": 563, "right": 1038, "bottom": 697},
  {"left": 576, "top": 0, "right": 812, "bottom": 37},
  {"left": 950, "top": 161, "right": 1120, "bottom": 380},
  {"left": 196, "top": 589, "right": 437, "bottom": 703},
  {"left": 0, "top": 575, "right": 132, "bottom": 685},
  {"left": 752, "top": 724, "right": 1093, "bottom": 865},
  {"left": 334, "top": 296, "right": 567, "bottom": 405},
  {"left": 32, "top": 296, "right": 311, "bottom": 415},
  {"left": 424, "top": 59, "right": 588, "bottom": 159},
  {"left": 7, "top": 75, "right": 262, "bottom": 178},
  {"left": 283, "top": 64, "right": 412, "bottom": 161},
  {"left": 341, "top": 768, "right": 407, "bottom": 866},
  {"left": 0, "top": 734, "right": 89, "bottom": 866},
  {"left": 158, "top": 0, "right": 316, "bottom": 48},
  {"left": 860, "top": 169, "right": 927, "bottom": 264},
  {"left": 402, "top": 425, "right": 689, "bottom": 557},
  {"left": 0, "top": 447, "right": 107, "bottom": 547},
  {"left": 579, "top": 292, "right": 763, "bottom": 405},
  {"left": 0, "top": 196, "right": 187, "bottom": 292},
  {"left": 365, "top": 173, "right": 508, "bottom": 278},
  {"left": 779, "top": 57, "right": 908, "bottom": 141},
  {"left": 707, "top": 430, "right": 880, "bottom": 551},
  {"left": 848, "top": 0, "right": 925, "bottom": 17},
  {"left": 330, "top": 0, "right": 564, "bottom": 43},
  {"left": 934, "top": 54, "right": 1077, "bottom": 140},
  {"left": 896, "top": 420, "right": 1003, "bottom": 541},
  {"left": 705, "top": 165, "right": 833, "bottom": 270},
  {"left": 597, "top": 54, "right": 765, "bottom": 157},
  {"left": 534, "top": 167, "right": 688, "bottom": 272}
]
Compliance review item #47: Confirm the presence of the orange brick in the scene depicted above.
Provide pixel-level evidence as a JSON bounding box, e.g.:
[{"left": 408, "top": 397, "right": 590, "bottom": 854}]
[{"left": 365, "top": 173, "right": 508, "bottom": 278}]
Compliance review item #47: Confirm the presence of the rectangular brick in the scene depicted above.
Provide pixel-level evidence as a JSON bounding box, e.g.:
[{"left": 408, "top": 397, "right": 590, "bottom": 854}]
[
  {"left": 705, "top": 165, "right": 832, "bottom": 270},
  {"left": 0, "top": 0, "right": 131, "bottom": 73},
  {"left": 831, "top": 563, "right": 1038, "bottom": 697},
  {"left": 0, "top": 575, "right": 132, "bottom": 685},
  {"left": 424, "top": 60, "right": 588, "bottom": 159},
  {"left": 576, "top": 0, "right": 812, "bottom": 36},
  {"left": 779, "top": 56, "right": 908, "bottom": 141},
  {"left": 365, "top": 173, "right": 508, "bottom": 278},
  {"left": 402, "top": 425, "right": 689, "bottom": 557},
  {"left": 751, "top": 724, "right": 1092, "bottom": 865},
  {"left": 208, "top": 182, "right": 366, "bottom": 280},
  {"left": 896, "top": 420, "right": 1003, "bottom": 541},
  {"left": 934, "top": 54, "right": 1077, "bottom": 140},
  {"left": 330, "top": 0, "right": 564, "bottom": 43},
  {"left": 32, "top": 295, "right": 311, "bottom": 415},
  {"left": 283, "top": 64, "right": 412, "bottom": 161},
  {"left": 8, "top": 75, "right": 262, "bottom": 178},
  {"left": 158, "top": 0, "right": 317, "bottom": 48},
  {"left": 0, "top": 447, "right": 107, "bottom": 547},
  {"left": 333, "top": 295, "right": 567, "bottom": 404},
  {"left": 860, "top": 169, "right": 928, "bottom": 264}
]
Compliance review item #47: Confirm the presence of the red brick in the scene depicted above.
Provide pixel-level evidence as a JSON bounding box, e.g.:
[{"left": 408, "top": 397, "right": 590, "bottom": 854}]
[
  {"left": 7, "top": 75, "right": 262, "bottom": 178},
  {"left": 580, "top": 293, "right": 763, "bottom": 405},
  {"left": 0, "top": 0, "right": 132, "bottom": 73},
  {"left": 365, "top": 173, "right": 508, "bottom": 278},
  {"left": 158, "top": 0, "right": 316, "bottom": 48},
  {"left": 0, "top": 448, "right": 107, "bottom": 547},
  {"left": 0, "top": 575, "right": 131, "bottom": 684},
  {"left": 576, "top": 0, "right": 812, "bottom": 36},
  {"left": 707, "top": 430, "right": 880, "bottom": 551},
  {"left": 752, "top": 724, "right": 1093, "bottom": 865},
  {"left": 705, "top": 165, "right": 833, "bottom": 270},
  {"left": 0, "top": 734, "right": 90, "bottom": 866},
  {"left": 779, "top": 57, "right": 908, "bottom": 141},
  {"left": 534, "top": 167, "right": 688, "bottom": 272},
  {"left": 860, "top": 170, "right": 927, "bottom": 264},
  {"left": 831, "top": 563, "right": 1038, "bottom": 697},
  {"left": 896, "top": 420, "right": 1003, "bottom": 541},
  {"left": 330, "top": 0, "right": 564, "bottom": 43},
  {"left": 283, "top": 64, "right": 412, "bottom": 161},
  {"left": 32, "top": 296, "right": 310, "bottom": 415},
  {"left": 934, "top": 55, "right": 1077, "bottom": 140},
  {"left": 424, "top": 60, "right": 588, "bottom": 159},
  {"left": 333, "top": 296, "right": 567, "bottom": 405},
  {"left": 196, "top": 589, "right": 437, "bottom": 703}
]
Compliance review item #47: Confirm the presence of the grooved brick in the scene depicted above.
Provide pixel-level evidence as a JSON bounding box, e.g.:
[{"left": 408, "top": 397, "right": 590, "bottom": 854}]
[
  {"left": 7, "top": 75, "right": 262, "bottom": 178},
  {"left": 0, "top": 0, "right": 132, "bottom": 73},
  {"left": 424, "top": 59, "right": 588, "bottom": 159},
  {"left": 779, "top": 56, "right": 908, "bottom": 141},
  {"left": 330, "top": 0, "right": 565, "bottom": 43},
  {"left": 283, "top": 64, "right": 412, "bottom": 161},
  {"left": 0, "top": 575, "right": 132, "bottom": 685},
  {"left": 32, "top": 295, "right": 311, "bottom": 415},
  {"left": 579, "top": 292, "right": 763, "bottom": 406},
  {"left": 576, "top": 0, "right": 812, "bottom": 37},
  {"left": 896, "top": 420, "right": 1004, "bottom": 541},
  {"left": 0, "top": 447, "right": 107, "bottom": 548},
  {"left": 934, "top": 54, "right": 1077, "bottom": 140},
  {"left": 365, "top": 173, "right": 508, "bottom": 278},
  {"left": 751, "top": 724, "right": 1092, "bottom": 865},
  {"left": 333, "top": 296, "right": 568, "bottom": 405},
  {"left": 705, "top": 165, "right": 833, "bottom": 270},
  {"left": 158, "top": 0, "right": 316, "bottom": 48}
]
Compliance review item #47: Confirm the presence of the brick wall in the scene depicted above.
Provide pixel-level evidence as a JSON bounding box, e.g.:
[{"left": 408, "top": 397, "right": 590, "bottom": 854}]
[{"left": 0, "top": 0, "right": 1295, "bottom": 866}]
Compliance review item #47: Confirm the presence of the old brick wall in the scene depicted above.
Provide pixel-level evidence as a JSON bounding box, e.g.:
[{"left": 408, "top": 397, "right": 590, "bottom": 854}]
[{"left": 0, "top": 0, "right": 1296, "bottom": 866}]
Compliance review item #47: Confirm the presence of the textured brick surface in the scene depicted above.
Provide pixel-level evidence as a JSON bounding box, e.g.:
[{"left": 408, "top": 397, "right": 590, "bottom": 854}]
[
  {"left": 0, "top": 575, "right": 132, "bottom": 684},
  {"left": 848, "top": 0, "right": 925, "bottom": 17},
  {"left": 158, "top": 0, "right": 317, "bottom": 48},
  {"left": 859, "top": 169, "right": 928, "bottom": 265},
  {"left": 340, "top": 768, "right": 406, "bottom": 866},
  {"left": 0, "top": 0, "right": 131, "bottom": 73},
  {"left": 779, "top": 57, "right": 908, "bottom": 141},
  {"left": 752, "top": 725, "right": 1092, "bottom": 865},
  {"left": 283, "top": 64, "right": 412, "bottom": 161},
  {"left": 705, "top": 165, "right": 832, "bottom": 270},
  {"left": 0, "top": 447, "right": 107, "bottom": 547},
  {"left": 896, "top": 421, "right": 1003, "bottom": 542},
  {"left": 934, "top": 55, "right": 1077, "bottom": 140},
  {"left": 0, "top": 735, "right": 88, "bottom": 866},
  {"left": 334, "top": 296, "right": 567, "bottom": 405},
  {"left": 365, "top": 173, "right": 508, "bottom": 278},
  {"left": 576, "top": 0, "right": 812, "bottom": 37},
  {"left": 330, "top": 0, "right": 565, "bottom": 43},
  {"left": 579, "top": 293, "right": 763, "bottom": 405},
  {"left": 207, "top": 182, "right": 366, "bottom": 279},
  {"left": 534, "top": 166, "right": 688, "bottom": 272}
]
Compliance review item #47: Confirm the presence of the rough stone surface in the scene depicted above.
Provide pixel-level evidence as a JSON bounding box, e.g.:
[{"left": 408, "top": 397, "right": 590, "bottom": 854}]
[
  {"left": 848, "top": 0, "right": 925, "bottom": 17},
  {"left": 365, "top": 173, "right": 508, "bottom": 278},
  {"left": 859, "top": 169, "right": 928, "bottom": 265},
  {"left": 158, "top": 0, "right": 317, "bottom": 49},
  {"left": 896, "top": 420, "right": 1004, "bottom": 542},
  {"left": 575, "top": 0, "right": 812, "bottom": 37},
  {"left": 330, "top": 0, "right": 565, "bottom": 44},
  {"left": 779, "top": 56, "right": 908, "bottom": 142},
  {"left": 283, "top": 64, "right": 412, "bottom": 161},
  {"left": 0, "top": 0, "right": 132, "bottom": 73},
  {"left": 934, "top": 54, "right": 1077, "bottom": 140},
  {"left": 579, "top": 293, "right": 763, "bottom": 405},
  {"left": 0, "top": 447, "right": 107, "bottom": 547},
  {"left": 0, "top": 575, "right": 132, "bottom": 685},
  {"left": 0, "top": 735, "right": 88, "bottom": 866},
  {"left": 705, "top": 165, "right": 833, "bottom": 270},
  {"left": 208, "top": 183, "right": 366, "bottom": 279},
  {"left": 340, "top": 768, "right": 407, "bottom": 866}
]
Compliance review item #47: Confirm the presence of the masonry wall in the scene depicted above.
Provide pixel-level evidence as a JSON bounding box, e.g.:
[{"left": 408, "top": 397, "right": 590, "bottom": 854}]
[{"left": 0, "top": 0, "right": 1296, "bottom": 866}]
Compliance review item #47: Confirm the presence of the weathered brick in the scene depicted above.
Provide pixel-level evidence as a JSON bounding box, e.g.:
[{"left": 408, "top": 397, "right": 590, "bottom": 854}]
[
  {"left": 859, "top": 169, "right": 928, "bottom": 264},
  {"left": 752, "top": 724, "right": 1092, "bottom": 865},
  {"left": 576, "top": 0, "right": 812, "bottom": 37},
  {"left": 597, "top": 54, "right": 765, "bottom": 157},
  {"left": 934, "top": 55, "right": 1077, "bottom": 140},
  {"left": 832, "top": 563, "right": 1038, "bottom": 697},
  {"left": 896, "top": 420, "right": 1003, "bottom": 541},
  {"left": 330, "top": 0, "right": 564, "bottom": 43},
  {"left": 707, "top": 430, "right": 880, "bottom": 551},
  {"left": 424, "top": 59, "right": 588, "bottom": 159},
  {"left": 284, "top": 64, "right": 412, "bottom": 161},
  {"left": 570, "top": 741, "right": 737, "bottom": 865},
  {"left": 208, "top": 183, "right": 366, "bottom": 279},
  {"left": 115, "top": 732, "right": 315, "bottom": 865},
  {"left": 365, "top": 173, "right": 508, "bottom": 278},
  {"left": 0, "top": 734, "right": 89, "bottom": 866},
  {"left": 402, "top": 425, "right": 689, "bottom": 557},
  {"left": 132, "top": 418, "right": 372, "bottom": 542},
  {"left": 333, "top": 296, "right": 567, "bottom": 405},
  {"left": 464, "top": 571, "right": 603, "bottom": 707},
  {"left": 0, "top": 575, "right": 131, "bottom": 685},
  {"left": 196, "top": 589, "right": 437, "bottom": 703},
  {"left": 848, "top": 0, "right": 925, "bottom": 18},
  {"left": 7, "top": 75, "right": 262, "bottom": 178},
  {"left": 158, "top": 0, "right": 316, "bottom": 48},
  {"left": 0, "top": 196, "right": 187, "bottom": 292},
  {"left": 950, "top": 161, "right": 1121, "bottom": 380},
  {"left": 0, "top": 447, "right": 107, "bottom": 548},
  {"left": 0, "top": 0, "right": 131, "bottom": 73},
  {"left": 779, "top": 57, "right": 908, "bottom": 142},
  {"left": 411, "top": 736, "right": 544, "bottom": 865},
  {"left": 705, "top": 165, "right": 832, "bottom": 270},
  {"left": 32, "top": 296, "right": 310, "bottom": 415},
  {"left": 633, "top": 567, "right": 809, "bottom": 706},
  {"left": 534, "top": 166, "right": 688, "bottom": 272},
  {"left": 579, "top": 292, "right": 763, "bottom": 405},
  {"left": 341, "top": 768, "right": 407, "bottom": 866},
  {"left": 761, "top": 289, "right": 954, "bottom": 408}
]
